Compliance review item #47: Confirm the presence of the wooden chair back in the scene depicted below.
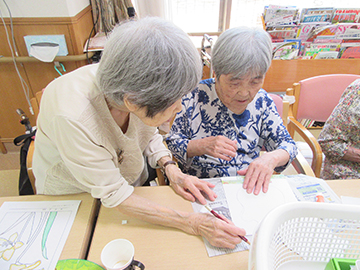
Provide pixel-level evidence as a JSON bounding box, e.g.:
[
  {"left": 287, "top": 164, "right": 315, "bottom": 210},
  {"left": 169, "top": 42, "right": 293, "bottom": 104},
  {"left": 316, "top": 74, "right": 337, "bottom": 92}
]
[{"left": 27, "top": 90, "right": 44, "bottom": 194}]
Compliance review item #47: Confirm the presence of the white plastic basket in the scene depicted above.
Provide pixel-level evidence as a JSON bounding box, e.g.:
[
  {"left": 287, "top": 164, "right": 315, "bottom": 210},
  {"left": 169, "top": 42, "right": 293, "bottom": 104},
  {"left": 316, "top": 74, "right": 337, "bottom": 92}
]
[{"left": 249, "top": 202, "right": 360, "bottom": 270}]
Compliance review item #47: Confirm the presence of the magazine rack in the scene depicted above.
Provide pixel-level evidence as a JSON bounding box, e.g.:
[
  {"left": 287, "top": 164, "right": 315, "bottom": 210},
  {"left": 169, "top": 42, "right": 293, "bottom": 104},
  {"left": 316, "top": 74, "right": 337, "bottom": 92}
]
[{"left": 249, "top": 202, "right": 360, "bottom": 270}]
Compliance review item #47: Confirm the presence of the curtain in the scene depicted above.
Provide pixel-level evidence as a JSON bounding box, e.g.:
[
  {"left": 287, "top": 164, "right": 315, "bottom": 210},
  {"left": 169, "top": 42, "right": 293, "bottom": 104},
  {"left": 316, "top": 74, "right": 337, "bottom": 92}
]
[
  {"left": 90, "top": 0, "right": 134, "bottom": 33},
  {"left": 132, "top": 0, "right": 168, "bottom": 19}
]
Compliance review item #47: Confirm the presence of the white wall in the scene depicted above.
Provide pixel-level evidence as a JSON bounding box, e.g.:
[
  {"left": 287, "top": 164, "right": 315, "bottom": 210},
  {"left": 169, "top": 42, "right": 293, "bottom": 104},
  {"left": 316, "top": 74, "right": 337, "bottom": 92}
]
[{"left": 0, "top": 0, "right": 90, "bottom": 18}]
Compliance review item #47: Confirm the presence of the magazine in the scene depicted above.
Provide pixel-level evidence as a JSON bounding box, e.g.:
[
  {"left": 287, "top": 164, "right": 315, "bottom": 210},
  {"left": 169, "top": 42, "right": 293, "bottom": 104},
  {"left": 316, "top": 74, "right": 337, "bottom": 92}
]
[
  {"left": 296, "top": 22, "right": 330, "bottom": 41},
  {"left": 331, "top": 8, "right": 360, "bottom": 23},
  {"left": 300, "top": 7, "right": 334, "bottom": 23},
  {"left": 264, "top": 6, "right": 299, "bottom": 27},
  {"left": 272, "top": 39, "right": 301, "bottom": 59},
  {"left": 340, "top": 46, "right": 360, "bottom": 58}
]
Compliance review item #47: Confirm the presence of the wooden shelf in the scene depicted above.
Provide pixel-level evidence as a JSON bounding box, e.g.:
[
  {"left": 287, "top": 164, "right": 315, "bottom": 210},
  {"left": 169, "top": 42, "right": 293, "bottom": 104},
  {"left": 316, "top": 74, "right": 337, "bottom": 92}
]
[{"left": 263, "top": 59, "right": 360, "bottom": 92}]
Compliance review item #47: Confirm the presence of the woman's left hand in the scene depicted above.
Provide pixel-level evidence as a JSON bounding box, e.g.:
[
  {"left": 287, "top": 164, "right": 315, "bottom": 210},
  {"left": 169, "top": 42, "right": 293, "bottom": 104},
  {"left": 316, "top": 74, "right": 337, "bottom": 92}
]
[
  {"left": 237, "top": 150, "right": 290, "bottom": 195},
  {"left": 165, "top": 164, "right": 217, "bottom": 205}
]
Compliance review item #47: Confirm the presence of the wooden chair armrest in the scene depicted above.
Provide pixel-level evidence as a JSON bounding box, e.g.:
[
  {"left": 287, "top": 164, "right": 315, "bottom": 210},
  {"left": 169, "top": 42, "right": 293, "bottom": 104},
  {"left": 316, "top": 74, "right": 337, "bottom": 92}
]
[
  {"left": 288, "top": 116, "right": 323, "bottom": 177},
  {"left": 26, "top": 140, "right": 36, "bottom": 194},
  {"left": 291, "top": 151, "right": 315, "bottom": 177}
]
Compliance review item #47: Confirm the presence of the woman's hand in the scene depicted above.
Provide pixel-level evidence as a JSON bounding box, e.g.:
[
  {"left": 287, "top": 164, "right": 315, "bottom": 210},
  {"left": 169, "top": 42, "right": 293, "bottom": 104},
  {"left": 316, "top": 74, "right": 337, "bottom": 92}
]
[
  {"left": 187, "top": 136, "right": 237, "bottom": 161},
  {"left": 237, "top": 150, "right": 290, "bottom": 195},
  {"left": 118, "top": 193, "right": 245, "bottom": 249},
  {"left": 186, "top": 212, "right": 246, "bottom": 249},
  {"left": 166, "top": 164, "right": 216, "bottom": 205}
]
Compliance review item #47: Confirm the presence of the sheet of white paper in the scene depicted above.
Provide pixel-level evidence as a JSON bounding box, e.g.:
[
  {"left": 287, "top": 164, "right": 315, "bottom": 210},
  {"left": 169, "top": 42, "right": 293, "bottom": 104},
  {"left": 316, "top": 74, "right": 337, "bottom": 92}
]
[
  {"left": 0, "top": 200, "right": 81, "bottom": 270},
  {"left": 341, "top": 196, "right": 360, "bottom": 206},
  {"left": 223, "top": 175, "right": 298, "bottom": 235}
]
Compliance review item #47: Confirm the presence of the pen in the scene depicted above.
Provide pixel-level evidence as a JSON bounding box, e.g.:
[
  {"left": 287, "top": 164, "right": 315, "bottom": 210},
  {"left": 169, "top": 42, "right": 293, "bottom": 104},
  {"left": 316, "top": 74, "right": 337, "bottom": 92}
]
[{"left": 205, "top": 205, "right": 251, "bottom": 245}]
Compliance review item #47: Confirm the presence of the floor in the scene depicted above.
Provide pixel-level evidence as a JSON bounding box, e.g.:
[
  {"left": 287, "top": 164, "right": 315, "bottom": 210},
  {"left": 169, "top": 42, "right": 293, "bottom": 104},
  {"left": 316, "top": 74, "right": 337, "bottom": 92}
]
[
  {"left": 0, "top": 142, "right": 20, "bottom": 171},
  {"left": 0, "top": 142, "right": 21, "bottom": 196}
]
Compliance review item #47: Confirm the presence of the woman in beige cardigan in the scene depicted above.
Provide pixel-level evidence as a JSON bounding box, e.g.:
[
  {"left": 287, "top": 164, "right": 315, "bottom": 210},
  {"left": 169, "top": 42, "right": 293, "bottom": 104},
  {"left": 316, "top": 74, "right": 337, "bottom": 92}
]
[{"left": 33, "top": 17, "right": 245, "bottom": 249}]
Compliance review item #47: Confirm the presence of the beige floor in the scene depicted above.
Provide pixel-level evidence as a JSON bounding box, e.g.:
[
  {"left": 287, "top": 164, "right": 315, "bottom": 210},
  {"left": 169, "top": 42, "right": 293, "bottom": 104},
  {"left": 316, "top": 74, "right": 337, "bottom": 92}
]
[{"left": 0, "top": 142, "right": 20, "bottom": 196}]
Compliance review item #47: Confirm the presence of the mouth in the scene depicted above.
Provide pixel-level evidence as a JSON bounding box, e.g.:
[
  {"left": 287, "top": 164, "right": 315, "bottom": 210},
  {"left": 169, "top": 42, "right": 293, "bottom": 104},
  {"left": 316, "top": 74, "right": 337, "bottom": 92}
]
[{"left": 236, "top": 99, "right": 248, "bottom": 104}]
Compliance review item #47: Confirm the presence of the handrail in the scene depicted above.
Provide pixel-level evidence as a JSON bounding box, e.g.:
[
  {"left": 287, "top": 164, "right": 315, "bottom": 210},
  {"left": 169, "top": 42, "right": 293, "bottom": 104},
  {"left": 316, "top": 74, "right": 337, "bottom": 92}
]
[{"left": 0, "top": 52, "right": 95, "bottom": 63}]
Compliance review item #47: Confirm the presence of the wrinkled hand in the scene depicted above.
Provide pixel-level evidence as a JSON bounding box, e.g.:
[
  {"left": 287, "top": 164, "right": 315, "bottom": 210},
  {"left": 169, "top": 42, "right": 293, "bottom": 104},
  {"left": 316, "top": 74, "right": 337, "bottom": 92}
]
[
  {"left": 202, "top": 136, "right": 237, "bottom": 161},
  {"left": 166, "top": 165, "right": 216, "bottom": 205},
  {"left": 186, "top": 212, "right": 246, "bottom": 249},
  {"left": 237, "top": 152, "right": 276, "bottom": 195}
]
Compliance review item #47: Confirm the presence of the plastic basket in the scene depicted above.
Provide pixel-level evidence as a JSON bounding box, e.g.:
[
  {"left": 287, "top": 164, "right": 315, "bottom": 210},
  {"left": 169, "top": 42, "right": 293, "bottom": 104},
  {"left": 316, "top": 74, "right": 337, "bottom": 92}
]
[{"left": 249, "top": 202, "right": 360, "bottom": 270}]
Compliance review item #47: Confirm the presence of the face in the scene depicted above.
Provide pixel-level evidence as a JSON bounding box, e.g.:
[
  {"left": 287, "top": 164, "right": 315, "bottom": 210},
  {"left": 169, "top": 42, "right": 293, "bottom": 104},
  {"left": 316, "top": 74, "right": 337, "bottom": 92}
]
[
  {"left": 215, "top": 73, "right": 265, "bottom": 114},
  {"left": 131, "top": 98, "right": 182, "bottom": 127}
]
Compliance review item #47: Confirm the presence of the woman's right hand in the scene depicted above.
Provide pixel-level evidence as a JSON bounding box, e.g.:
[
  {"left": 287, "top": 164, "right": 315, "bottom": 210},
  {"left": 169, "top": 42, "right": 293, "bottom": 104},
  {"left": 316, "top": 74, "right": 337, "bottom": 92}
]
[
  {"left": 185, "top": 212, "right": 246, "bottom": 249},
  {"left": 187, "top": 136, "right": 237, "bottom": 161}
]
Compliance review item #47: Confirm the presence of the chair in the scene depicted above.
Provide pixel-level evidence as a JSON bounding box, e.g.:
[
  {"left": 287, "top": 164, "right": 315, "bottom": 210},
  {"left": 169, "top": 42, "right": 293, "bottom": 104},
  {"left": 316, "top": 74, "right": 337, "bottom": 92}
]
[
  {"left": 0, "top": 139, "right": 7, "bottom": 154},
  {"left": 26, "top": 90, "right": 43, "bottom": 194},
  {"left": 269, "top": 93, "right": 314, "bottom": 176},
  {"left": 286, "top": 74, "right": 360, "bottom": 177}
]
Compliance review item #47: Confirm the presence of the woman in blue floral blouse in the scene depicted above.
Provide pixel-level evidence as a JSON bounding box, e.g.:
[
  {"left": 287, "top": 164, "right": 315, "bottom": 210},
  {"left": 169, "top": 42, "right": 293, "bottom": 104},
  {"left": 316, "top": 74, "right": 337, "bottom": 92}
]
[{"left": 166, "top": 26, "right": 297, "bottom": 195}]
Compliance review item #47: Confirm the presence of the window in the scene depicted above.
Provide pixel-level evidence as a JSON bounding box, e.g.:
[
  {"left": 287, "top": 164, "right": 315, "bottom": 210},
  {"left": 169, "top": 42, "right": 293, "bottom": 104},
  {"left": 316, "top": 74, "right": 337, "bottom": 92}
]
[{"left": 134, "top": 0, "right": 360, "bottom": 33}]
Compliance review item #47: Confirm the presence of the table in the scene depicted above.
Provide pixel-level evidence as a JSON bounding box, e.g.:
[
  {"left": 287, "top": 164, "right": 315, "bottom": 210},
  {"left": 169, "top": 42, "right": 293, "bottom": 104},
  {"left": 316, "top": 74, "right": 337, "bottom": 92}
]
[
  {"left": 87, "top": 179, "right": 360, "bottom": 270},
  {"left": 0, "top": 193, "right": 99, "bottom": 260}
]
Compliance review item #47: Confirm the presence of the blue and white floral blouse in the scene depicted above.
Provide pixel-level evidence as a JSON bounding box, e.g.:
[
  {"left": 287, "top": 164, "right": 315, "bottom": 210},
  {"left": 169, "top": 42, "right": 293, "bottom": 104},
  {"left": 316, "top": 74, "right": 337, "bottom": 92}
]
[{"left": 166, "top": 78, "right": 297, "bottom": 178}]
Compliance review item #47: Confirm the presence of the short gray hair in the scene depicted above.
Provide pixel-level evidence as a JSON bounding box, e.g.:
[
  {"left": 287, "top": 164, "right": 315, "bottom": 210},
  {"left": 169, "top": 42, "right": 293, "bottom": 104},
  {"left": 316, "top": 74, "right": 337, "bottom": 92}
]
[
  {"left": 212, "top": 26, "right": 272, "bottom": 79},
  {"left": 97, "top": 17, "right": 202, "bottom": 117}
]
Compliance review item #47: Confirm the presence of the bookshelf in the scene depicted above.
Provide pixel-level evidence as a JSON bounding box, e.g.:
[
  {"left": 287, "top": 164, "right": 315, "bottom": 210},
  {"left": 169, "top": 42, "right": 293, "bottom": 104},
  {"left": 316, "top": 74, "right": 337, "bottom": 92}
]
[{"left": 263, "top": 58, "right": 360, "bottom": 92}]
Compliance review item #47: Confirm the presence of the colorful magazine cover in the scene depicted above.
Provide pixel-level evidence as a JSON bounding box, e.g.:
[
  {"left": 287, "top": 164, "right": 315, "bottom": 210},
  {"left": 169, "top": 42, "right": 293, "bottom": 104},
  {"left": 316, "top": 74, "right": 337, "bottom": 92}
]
[
  {"left": 264, "top": 5, "right": 299, "bottom": 27},
  {"left": 300, "top": 7, "right": 334, "bottom": 23},
  {"left": 296, "top": 22, "right": 331, "bottom": 41},
  {"left": 340, "top": 46, "right": 360, "bottom": 58},
  {"left": 331, "top": 8, "right": 360, "bottom": 23},
  {"left": 272, "top": 39, "right": 301, "bottom": 59}
]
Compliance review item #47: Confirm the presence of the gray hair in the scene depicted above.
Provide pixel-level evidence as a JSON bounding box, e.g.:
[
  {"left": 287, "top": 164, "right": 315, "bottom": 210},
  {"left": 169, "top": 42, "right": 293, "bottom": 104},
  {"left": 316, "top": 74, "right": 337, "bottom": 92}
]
[
  {"left": 212, "top": 26, "right": 272, "bottom": 79},
  {"left": 97, "top": 17, "right": 202, "bottom": 117}
]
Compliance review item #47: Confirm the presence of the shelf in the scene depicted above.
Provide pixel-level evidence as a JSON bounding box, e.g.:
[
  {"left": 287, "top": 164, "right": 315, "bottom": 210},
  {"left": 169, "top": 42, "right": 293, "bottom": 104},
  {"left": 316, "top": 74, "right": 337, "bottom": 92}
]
[{"left": 263, "top": 59, "right": 360, "bottom": 92}]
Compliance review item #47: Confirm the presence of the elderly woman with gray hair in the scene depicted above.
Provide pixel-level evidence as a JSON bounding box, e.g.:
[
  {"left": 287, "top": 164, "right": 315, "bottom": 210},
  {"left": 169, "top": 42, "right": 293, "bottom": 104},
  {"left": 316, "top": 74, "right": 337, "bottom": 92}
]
[
  {"left": 33, "top": 17, "right": 245, "bottom": 249},
  {"left": 166, "top": 26, "right": 297, "bottom": 195}
]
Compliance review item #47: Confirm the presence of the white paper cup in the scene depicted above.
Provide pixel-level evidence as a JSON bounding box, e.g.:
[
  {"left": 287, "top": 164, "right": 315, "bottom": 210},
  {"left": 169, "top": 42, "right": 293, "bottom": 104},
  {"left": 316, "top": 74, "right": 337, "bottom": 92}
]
[{"left": 101, "top": 239, "right": 135, "bottom": 270}]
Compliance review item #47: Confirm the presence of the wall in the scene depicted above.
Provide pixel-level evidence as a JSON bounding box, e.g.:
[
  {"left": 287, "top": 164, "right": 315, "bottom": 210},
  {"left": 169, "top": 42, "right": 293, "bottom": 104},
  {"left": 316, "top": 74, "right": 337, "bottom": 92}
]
[
  {"left": 0, "top": 3, "right": 93, "bottom": 143},
  {"left": 0, "top": 0, "right": 90, "bottom": 18}
]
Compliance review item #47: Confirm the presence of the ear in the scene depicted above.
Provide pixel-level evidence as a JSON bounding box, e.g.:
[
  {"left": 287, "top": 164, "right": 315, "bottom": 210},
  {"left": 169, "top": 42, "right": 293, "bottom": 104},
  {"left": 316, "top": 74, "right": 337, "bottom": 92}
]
[{"left": 123, "top": 95, "right": 139, "bottom": 112}]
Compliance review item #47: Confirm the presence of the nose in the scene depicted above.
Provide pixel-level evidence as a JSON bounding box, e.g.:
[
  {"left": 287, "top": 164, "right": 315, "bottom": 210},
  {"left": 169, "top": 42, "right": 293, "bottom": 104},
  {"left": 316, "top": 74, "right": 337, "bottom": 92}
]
[{"left": 236, "top": 88, "right": 249, "bottom": 98}]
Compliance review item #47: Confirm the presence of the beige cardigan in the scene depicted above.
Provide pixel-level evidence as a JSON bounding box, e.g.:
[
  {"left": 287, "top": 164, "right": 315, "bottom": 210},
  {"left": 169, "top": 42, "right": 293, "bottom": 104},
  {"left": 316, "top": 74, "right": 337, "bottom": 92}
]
[{"left": 33, "top": 64, "right": 170, "bottom": 207}]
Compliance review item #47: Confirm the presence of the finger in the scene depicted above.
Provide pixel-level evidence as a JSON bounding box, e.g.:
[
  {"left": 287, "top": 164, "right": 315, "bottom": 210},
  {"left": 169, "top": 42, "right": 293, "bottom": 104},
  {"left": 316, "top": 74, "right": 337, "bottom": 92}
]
[
  {"left": 222, "top": 148, "right": 237, "bottom": 158},
  {"left": 218, "top": 219, "right": 247, "bottom": 237},
  {"left": 237, "top": 169, "right": 247, "bottom": 176},
  {"left": 197, "top": 183, "right": 217, "bottom": 201},
  {"left": 253, "top": 173, "right": 266, "bottom": 195},
  {"left": 225, "top": 141, "right": 238, "bottom": 152},
  {"left": 262, "top": 175, "right": 271, "bottom": 193},
  {"left": 172, "top": 185, "right": 196, "bottom": 202},
  {"left": 246, "top": 170, "right": 260, "bottom": 194},
  {"left": 215, "top": 153, "right": 233, "bottom": 161},
  {"left": 185, "top": 184, "right": 207, "bottom": 205}
]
